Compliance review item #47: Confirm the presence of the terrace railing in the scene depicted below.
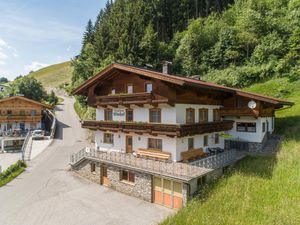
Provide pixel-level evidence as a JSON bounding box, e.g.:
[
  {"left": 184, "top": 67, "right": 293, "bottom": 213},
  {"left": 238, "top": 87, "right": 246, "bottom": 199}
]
[
  {"left": 189, "top": 149, "right": 237, "bottom": 169},
  {"left": 70, "top": 148, "right": 211, "bottom": 181}
]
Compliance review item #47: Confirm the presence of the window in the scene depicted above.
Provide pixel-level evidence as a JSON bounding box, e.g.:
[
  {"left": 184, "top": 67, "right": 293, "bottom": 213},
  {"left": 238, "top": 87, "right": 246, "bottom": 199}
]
[
  {"left": 127, "top": 84, "right": 133, "bottom": 94},
  {"left": 103, "top": 133, "right": 114, "bottom": 144},
  {"left": 145, "top": 83, "right": 153, "bottom": 93},
  {"left": 111, "top": 88, "right": 116, "bottom": 95},
  {"left": 237, "top": 122, "right": 256, "bottom": 133},
  {"left": 7, "top": 110, "right": 12, "bottom": 116},
  {"left": 186, "top": 108, "right": 195, "bottom": 124},
  {"left": 188, "top": 138, "right": 194, "bottom": 150},
  {"left": 213, "top": 109, "right": 220, "bottom": 121},
  {"left": 20, "top": 110, "right": 25, "bottom": 116},
  {"left": 148, "top": 138, "right": 162, "bottom": 150},
  {"left": 91, "top": 163, "right": 96, "bottom": 172},
  {"left": 203, "top": 135, "right": 208, "bottom": 147},
  {"left": 126, "top": 109, "right": 133, "bottom": 122},
  {"left": 197, "top": 176, "right": 206, "bottom": 188},
  {"left": 271, "top": 117, "right": 274, "bottom": 130},
  {"left": 149, "top": 108, "right": 161, "bottom": 123},
  {"left": 199, "top": 109, "right": 208, "bottom": 123},
  {"left": 31, "top": 110, "right": 36, "bottom": 116},
  {"left": 121, "top": 170, "right": 135, "bottom": 183},
  {"left": 262, "top": 122, "right": 266, "bottom": 132},
  {"left": 215, "top": 134, "right": 219, "bottom": 144},
  {"left": 104, "top": 109, "right": 113, "bottom": 121}
]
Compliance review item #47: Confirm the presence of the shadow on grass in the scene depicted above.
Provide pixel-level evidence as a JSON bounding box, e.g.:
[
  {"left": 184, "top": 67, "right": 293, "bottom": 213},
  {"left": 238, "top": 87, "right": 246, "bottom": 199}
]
[
  {"left": 233, "top": 154, "right": 277, "bottom": 179},
  {"left": 275, "top": 115, "right": 300, "bottom": 141}
]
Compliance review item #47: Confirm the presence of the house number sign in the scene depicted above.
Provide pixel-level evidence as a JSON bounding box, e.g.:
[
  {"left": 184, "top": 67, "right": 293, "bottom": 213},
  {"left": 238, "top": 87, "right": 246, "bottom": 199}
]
[{"left": 113, "top": 109, "right": 125, "bottom": 116}]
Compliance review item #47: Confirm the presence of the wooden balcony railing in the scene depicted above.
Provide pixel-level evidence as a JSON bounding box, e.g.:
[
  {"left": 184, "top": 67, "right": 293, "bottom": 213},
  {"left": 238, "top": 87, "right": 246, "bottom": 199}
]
[
  {"left": 95, "top": 92, "right": 169, "bottom": 106},
  {"left": 220, "top": 107, "right": 258, "bottom": 117},
  {"left": 0, "top": 115, "right": 42, "bottom": 122},
  {"left": 82, "top": 120, "right": 234, "bottom": 137}
]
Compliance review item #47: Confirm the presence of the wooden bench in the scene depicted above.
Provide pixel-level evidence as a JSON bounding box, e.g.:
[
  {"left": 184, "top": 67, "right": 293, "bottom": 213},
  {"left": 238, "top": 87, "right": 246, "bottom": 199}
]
[
  {"left": 137, "top": 148, "right": 171, "bottom": 161},
  {"left": 181, "top": 148, "right": 206, "bottom": 162}
]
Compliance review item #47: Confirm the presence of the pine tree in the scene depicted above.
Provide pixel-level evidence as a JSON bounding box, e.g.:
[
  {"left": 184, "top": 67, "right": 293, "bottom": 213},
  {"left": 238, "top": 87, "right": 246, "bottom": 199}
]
[{"left": 82, "top": 19, "right": 94, "bottom": 48}]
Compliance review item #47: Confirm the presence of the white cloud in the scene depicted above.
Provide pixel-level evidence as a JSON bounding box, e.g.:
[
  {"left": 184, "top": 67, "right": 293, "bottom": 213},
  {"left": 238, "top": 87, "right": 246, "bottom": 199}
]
[
  {"left": 24, "top": 61, "right": 49, "bottom": 73},
  {"left": 0, "top": 61, "right": 5, "bottom": 65},
  {"left": 0, "top": 52, "right": 8, "bottom": 60},
  {"left": 0, "top": 38, "right": 9, "bottom": 48}
]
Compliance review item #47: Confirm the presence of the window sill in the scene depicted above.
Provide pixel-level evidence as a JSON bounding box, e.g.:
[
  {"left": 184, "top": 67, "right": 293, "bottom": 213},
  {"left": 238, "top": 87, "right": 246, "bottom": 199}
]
[{"left": 120, "top": 180, "right": 135, "bottom": 185}]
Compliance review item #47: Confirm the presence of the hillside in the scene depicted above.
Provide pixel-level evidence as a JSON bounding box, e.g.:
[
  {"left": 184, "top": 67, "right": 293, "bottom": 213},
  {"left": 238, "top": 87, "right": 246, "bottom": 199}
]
[
  {"left": 28, "top": 61, "right": 73, "bottom": 89},
  {"left": 162, "top": 78, "right": 300, "bottom": 225}
]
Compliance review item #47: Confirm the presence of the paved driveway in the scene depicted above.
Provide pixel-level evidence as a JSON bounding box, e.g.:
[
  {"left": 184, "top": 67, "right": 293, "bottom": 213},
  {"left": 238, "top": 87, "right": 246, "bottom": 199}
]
[{"left": 0, "top": 96, "right": 173, "bottom": 225}]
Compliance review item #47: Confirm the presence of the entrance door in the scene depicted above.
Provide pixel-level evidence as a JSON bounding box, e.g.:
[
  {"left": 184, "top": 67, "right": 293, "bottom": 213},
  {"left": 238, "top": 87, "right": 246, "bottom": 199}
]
[
  {"left": 126, "top": 135, "right": 133, "bottom": 154},
  {"left": 100, "top": 166, "right": 109, "bottom": 186}
]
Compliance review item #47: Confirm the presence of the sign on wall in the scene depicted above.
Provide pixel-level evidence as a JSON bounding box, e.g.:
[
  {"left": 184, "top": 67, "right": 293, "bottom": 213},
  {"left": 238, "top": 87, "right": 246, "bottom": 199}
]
[{"left": 113, "top": 109, "right": 125, "bottom": 117}]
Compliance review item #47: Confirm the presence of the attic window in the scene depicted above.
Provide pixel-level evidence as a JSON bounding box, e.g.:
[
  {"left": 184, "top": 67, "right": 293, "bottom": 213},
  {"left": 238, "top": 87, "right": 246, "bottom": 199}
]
[
  {"left": 127, "top": 84, "right": 133, "bottom": 94},
  {"left": 145, "top": 83, "right": 153, "bottom": 93}
]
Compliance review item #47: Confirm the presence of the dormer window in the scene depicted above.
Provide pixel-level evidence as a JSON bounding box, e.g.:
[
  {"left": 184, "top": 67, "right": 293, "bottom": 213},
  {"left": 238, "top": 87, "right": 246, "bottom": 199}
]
[
  {"left": 111, "top": 88, "right": 116, "bottom": 95},
  {"left": 127, "top": 84, "right": 133, "bottom": 94},
  {"left": 145, "top": 83, "right": 153, "bottom": 93}
]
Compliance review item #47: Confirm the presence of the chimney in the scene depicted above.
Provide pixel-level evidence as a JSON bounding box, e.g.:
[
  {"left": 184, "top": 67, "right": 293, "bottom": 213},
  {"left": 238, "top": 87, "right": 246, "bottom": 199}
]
[{"left": 162, "top": 61, "right": 172, "bottom": 74}]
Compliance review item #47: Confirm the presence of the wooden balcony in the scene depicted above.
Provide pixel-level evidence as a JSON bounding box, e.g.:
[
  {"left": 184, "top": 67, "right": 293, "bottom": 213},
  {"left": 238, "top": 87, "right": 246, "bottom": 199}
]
[
  {"left": 95, "top": 92, "right": 170, "bottom": 107},
  {"left": 0, "top": 115, "right": 42, "bottom": 122},
  {"left": 220, "top": 107, "right": 258, "bottom": 117},
  {"left": 82, "top": 120, "right": 234, "bottom": 137}
]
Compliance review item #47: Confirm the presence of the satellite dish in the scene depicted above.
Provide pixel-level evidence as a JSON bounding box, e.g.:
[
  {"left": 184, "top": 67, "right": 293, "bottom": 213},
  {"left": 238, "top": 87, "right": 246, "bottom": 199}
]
[{"left": 248, "top": 100, "right": 257, "bottom": 109}]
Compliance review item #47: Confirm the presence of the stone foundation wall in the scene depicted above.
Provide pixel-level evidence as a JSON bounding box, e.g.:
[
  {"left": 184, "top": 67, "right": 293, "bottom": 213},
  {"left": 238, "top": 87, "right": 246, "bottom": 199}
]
[
  {"left": 107, "top": 166, "right": 152, "bottom": 202},
  {"left": 72, "top": 159, "right": 101, "bottom": 184}
]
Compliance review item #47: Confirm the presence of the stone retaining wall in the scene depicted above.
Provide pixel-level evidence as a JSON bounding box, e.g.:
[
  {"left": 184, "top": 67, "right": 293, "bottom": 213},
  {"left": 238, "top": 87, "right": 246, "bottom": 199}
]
[
  {"left": 107, "top": 166, "right": 152, "bottom": 202},
  {"left": 73, "top": 159, "right": 101, "bottom": 184}
]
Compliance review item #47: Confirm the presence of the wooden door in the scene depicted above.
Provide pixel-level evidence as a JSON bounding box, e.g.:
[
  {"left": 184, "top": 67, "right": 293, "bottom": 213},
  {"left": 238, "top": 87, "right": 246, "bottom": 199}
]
[
  {"left": 101, "top": 166, "right": 109, "bottom": 186},
  {"left": 153, "top": 177, "right": 183, "bottom": 209},
  {"left": 172, "top": 181, "right": 183, "bottom": 209},
  {"left": 126, "top": 135, "right": 133, "bottom": 154},
  {"left": 153, "top": 177, "right": 163, "bottom": 205}
]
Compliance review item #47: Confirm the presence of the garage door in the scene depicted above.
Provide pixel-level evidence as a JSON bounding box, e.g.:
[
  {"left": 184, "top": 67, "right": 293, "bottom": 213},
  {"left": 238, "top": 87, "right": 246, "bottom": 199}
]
[{"left": 153, "top": 177, "right": 183, "bottom": 209}]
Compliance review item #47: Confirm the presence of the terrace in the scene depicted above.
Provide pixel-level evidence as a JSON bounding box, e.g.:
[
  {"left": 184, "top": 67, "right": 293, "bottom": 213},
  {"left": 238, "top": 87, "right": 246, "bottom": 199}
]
[{"left": 70, "top": 148, "right": 212, "bottom": 182}]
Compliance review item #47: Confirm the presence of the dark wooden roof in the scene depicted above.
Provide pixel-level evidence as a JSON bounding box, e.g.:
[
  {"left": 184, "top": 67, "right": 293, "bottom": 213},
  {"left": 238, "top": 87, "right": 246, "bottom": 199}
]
[{"left": 72, "top": 63, "right": 294, "bottom": 107}]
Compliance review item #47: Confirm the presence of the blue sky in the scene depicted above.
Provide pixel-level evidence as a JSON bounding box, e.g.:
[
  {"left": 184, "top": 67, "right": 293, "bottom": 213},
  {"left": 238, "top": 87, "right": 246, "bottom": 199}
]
[{"left": 0, "top": 0, "right": 105, "bottom": 80}]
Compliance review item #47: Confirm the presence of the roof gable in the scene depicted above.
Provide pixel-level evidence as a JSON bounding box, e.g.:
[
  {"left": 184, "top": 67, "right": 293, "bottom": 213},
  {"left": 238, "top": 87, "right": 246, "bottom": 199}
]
[
  {"left": 72, "top": 63, "right": 293, "bottom": 107},
  {"left": 0, "top": 96, "right": 52, "bottom": 109}
]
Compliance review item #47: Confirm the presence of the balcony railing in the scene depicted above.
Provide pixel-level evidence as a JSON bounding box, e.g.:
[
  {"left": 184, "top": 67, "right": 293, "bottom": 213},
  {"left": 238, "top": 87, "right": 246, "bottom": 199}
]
[
  {"left": 189, "top": 150, "right": 237, "bottom": 169},
  {"left": 220, "top": 107, "right": 257, "bottom": 117},
  {"left": 70, "top": 148, "right": 211, "bottom": 181},
  {"left": 82, "top": 120, "right": 234, "bottom": 137},
  {"left": 0, "top": 115, "right": 42, "bottom": 122},
  {"left": 95, "top": 92, "right": 169, "bottom": 106}
]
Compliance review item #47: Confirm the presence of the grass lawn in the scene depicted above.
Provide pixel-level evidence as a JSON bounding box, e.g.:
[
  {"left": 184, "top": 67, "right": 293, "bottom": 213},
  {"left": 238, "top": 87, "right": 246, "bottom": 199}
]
[
  {"left": 162, "top": 78, "right": 300, "bottom": 225},
  {"left": 28, "top": 61, "right": 73, "bottom": 88},
  {"left": 0, "top": 167, "right": 25, "bottom": 187}
]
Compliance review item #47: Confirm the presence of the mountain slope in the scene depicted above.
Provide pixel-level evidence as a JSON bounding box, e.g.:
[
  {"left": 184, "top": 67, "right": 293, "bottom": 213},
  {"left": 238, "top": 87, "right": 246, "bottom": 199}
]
[
  {"left": 162, "top": 78, "right": 300, "bottom": 225},
  {"left": 28, "top": 61, "right": 73, "bottom": 88}
]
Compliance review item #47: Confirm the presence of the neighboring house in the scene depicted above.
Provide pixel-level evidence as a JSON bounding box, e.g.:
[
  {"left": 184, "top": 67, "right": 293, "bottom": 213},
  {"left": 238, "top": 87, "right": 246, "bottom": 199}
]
[
  {"left": 0, "top": 96, "right": 52, "bottom": 152},
  {"left": 70, "top": 62, "right": 293, "bottom": 209},
  {"left": 0, "top": 83, "right": 9, "bottom": 92}
]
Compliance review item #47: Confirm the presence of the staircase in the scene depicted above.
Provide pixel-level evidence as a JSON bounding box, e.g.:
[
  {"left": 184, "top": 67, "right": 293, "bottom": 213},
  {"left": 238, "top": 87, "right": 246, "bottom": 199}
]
[
  {"left": 21, "top": 132, "right": 33, "bottom": 161},
  {"left": 261, "top": 134, "right": 283, "bottom": 155}
]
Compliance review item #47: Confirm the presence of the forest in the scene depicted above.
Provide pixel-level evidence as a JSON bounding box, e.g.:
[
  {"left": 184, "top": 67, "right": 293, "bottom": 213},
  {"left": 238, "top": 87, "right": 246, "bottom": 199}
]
[{"left": 71, "top": 0, "right": 300, "bottom": 91}]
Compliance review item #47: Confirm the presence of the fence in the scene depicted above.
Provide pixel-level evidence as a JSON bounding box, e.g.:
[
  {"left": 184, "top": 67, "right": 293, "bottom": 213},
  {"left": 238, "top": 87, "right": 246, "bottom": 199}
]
[
  {"left": 70, "top": 148, "right": 211, "bottom": 181},
  {"left": 189, "top": 150, "right": 237, "bottom": 169}
]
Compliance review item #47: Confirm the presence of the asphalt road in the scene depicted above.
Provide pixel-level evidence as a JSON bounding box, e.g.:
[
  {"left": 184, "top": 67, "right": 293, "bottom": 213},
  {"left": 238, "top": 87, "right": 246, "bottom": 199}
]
[{"left": 0, "top": 96, "right": 173, "bottom": 225}]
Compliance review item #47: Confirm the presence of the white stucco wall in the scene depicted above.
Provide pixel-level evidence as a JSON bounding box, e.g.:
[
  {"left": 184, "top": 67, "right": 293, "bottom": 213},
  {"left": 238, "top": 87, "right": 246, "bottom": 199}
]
[
  {"left": 225, "top": 116, "right": 274, "bottom": 143},
  {"left": 96, "top": 104, "right": 176, "bottom": 124},
  {"left": 95, "top": 131, "right": 178, "bottom": 160}
]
